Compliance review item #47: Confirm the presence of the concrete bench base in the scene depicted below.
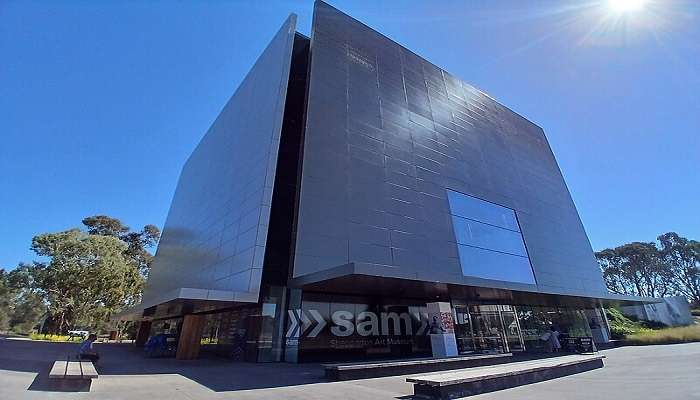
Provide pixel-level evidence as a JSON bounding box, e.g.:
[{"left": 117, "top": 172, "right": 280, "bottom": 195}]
[
  {"left": 408, "top": 354, "right": 604, "bottom": 399},
  {"left": 324, "top": 353, "right": 512, "bottom": 381}
]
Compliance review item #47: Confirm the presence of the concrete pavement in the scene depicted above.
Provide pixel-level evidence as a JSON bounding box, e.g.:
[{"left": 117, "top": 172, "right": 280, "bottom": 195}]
[{"left": 1, "top": 335, "right": 698, "bottom": 399}]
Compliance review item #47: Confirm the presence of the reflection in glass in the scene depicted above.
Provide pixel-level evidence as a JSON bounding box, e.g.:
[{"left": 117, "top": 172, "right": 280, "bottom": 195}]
[
  {"left": 447, "top": 190, "right": 536, "bottom": 284},
  {"left": 471, "top": 313, "right": 506, "bottom": 353},
  {"left": 453, "top": 305, "right": 526, "bottom": 354},
  {"left": 447, "top": 190, "right": 519, "bottom": 231},
  {"left": 454, "top": 306, "right": 474, "bottom": 354},
  {"left": 452, "top": 217, "right": 527, "bottom": 256},
  {"left": 516, "top": 306, "right": 593, "bottom": 352},
  {"left": 457, "top": 245, "right": 535, "bottom": 284}
]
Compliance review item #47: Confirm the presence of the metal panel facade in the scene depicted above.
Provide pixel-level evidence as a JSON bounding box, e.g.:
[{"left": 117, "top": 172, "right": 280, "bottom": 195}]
[
  {"left": 293, "top": 2, "right": 606, "bottom": 297},
  {"left": 142, "top": 15, "right": 297, "bottom": 306}
]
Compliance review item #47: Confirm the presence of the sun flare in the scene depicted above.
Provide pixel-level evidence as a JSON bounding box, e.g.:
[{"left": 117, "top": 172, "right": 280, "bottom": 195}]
[{"left": 608, "top": 0, "right": 648, "bottom": 13}]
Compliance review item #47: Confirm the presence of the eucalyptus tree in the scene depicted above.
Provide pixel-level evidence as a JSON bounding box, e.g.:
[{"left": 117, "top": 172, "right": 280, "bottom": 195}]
[
  {"left": 30, "top": 229, "right": 144, "bottom": 332},
  {"left": 596, "top": 232, "right": 699, "bottom": 306},
  {"left": 658, "top": 232, "right": 700, "bottom": 306}
]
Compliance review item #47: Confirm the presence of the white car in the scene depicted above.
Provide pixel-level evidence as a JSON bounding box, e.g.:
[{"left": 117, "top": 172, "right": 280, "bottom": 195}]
[{"left": 68, "top": 330, "right": 89, "bottom": 338}]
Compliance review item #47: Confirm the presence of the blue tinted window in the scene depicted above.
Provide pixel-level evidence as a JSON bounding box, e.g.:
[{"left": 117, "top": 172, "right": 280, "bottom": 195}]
[
  {"left": 456, "top": 245, "right": 536, "bottom": 284},
  {"left": 447, "top": 190, "right": 535, "bottom": 284},
  {"left": 447, "top": 190, "right": 519, "bottom": 232},
  {"left": 452, "top": 217, "right": 527, "bottom": 256}
]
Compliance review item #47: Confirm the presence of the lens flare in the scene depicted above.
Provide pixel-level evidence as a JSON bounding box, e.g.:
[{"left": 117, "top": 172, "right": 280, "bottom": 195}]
[{"left": 608, "top": 0, "right": 648, "bottom": 13}]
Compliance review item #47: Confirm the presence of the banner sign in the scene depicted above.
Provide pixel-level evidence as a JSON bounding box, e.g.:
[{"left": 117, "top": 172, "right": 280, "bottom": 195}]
[{"left": 427, "top": 302, "right": 455, "bottom": 334}]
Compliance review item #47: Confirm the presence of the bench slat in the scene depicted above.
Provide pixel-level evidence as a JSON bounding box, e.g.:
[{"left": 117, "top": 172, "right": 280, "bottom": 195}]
[
  {"left": 49, "top": 361, "right": 68, "bottom": 379},
  {"left": 80, "top": 362, "right": 99, "bottom": 379},
  {"left": 65, "top": 361, "right": 83, "bottom": 379}
]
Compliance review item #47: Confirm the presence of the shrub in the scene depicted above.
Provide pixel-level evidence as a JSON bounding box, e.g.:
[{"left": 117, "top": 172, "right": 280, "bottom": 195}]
[
  {"left": 605, "top": 308, "right": 656, "bottom": 339},
  {"left": 29, "top": 333, "right": 83, "bottom": 342}
]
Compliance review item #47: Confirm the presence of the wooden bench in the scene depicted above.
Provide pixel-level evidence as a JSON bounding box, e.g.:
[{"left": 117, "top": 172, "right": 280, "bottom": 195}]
[
  {"left": 407, "top": 354, "right": 605, "bottom": 399},
  {"left": 49, "top": 361, "right": 99, "bottom": 381}
]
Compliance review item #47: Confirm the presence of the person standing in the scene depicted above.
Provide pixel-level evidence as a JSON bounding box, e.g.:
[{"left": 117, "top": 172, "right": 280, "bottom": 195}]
[
  {"left": 540, "top": 329, "right": 552, "bottom": 352},
  {"left": 549, "top": 326, "right": 561, "bottom": 352}
]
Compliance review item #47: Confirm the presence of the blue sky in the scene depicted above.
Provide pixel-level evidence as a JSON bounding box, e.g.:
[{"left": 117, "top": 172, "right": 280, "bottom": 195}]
[{"left": 1, "top": 0, "right": 698, "bottom": 269}]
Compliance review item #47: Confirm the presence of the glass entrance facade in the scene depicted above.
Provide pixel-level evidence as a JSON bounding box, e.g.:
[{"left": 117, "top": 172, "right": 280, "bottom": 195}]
[
  {"left": 146, "top": 298, "right": 597, "bottom": 361},
  {"left": 453, "top": 304, "right": 594, "bottom": 354},
  {"left": 454, "top": 305, "right": 524, "bottom": 354},
  {"left": 516, "top": 306, "right": 593, "bottom": 352}
]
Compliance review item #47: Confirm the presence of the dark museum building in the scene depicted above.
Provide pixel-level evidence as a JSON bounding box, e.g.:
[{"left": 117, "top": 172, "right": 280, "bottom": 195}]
[{"left": 121, "top": 1, "right": 651, "bottom": 362}]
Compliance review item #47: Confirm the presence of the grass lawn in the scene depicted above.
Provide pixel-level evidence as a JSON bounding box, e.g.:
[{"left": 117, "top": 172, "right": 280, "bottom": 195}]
[{"left": 625, "top": 324, "right": 700, "bottom": 345}]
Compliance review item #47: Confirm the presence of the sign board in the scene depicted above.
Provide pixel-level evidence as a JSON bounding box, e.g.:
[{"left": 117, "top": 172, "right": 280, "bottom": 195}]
[{"left": 426, "top": 302, "right": 458, "bottom": 357}]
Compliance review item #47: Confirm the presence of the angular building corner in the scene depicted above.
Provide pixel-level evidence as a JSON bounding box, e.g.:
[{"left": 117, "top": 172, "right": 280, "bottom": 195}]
[
  {"left": 121, "top": 1, "right": 657, "bottom": 362},
  {"left": 142, "top": 14, "right": 298, "bottom": 309}
]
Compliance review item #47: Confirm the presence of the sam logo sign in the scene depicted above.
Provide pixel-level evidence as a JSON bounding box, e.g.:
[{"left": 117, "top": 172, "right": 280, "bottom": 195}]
[{"left": 286, "top": 309, "right": 430, "bottom": 338}]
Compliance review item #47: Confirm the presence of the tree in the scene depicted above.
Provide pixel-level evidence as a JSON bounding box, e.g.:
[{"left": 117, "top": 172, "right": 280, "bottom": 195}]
[
  {"left": 597, "top": 232, "right": 699, "bottom": 305},
  {"left": 82, "top": 215, "right": 130, "bottom": 237},
  {"left": 596, "top": 242, "right": 672, "bottom": 297},
  {"left": 3, "top": 215, "right": 160, "bottom": 334},
  {"left": 658, "top": 232, "right": 700, "bottom": 306},
  {"left": 0, "top": 265, "right": 46, "bottom": 333},
  {"left": 82, "top": 216, "right": 160, "bottom": 276},
  {"left": 597, "top": 249, "right": 630, "bottom": 295},
  {"left": 30, "top": 229, "right": 145, "bottom": 333},
  {"left": 9, "top": 292, "right": 44, "bottom": 333},
  {"left": 0, "top": 269, "right": 12, "bottom": 332}
]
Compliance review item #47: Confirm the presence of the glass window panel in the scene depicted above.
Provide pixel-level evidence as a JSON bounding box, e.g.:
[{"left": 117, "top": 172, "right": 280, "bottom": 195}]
[
  {"left": 447, "top": 190, "right": 519, "bottom": 232},
  {"left": 457, "top": 245, "right": 535, "bottom": 284},
  {"left": 451, "top": 216, "right": 527, "bottom": 256}
]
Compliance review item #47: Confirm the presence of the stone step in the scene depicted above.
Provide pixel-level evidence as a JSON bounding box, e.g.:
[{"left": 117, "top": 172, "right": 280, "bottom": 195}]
[{"left": 324, "top": 353, "right": 513, "bottom": 381}]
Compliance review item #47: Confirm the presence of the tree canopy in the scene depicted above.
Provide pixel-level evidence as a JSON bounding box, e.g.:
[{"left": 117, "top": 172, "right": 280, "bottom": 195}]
[
  {"left": 82, "top": 215, "right": 160, "bottom": 276},
  {"left": 0, "top": 265, "right": 45, "bottom": 333},
  {"left": 1, "top": 215, "right": 160, "bottom": 334},
  {"left": 596, "top": 232, "right": 699, "bottom": 306}
]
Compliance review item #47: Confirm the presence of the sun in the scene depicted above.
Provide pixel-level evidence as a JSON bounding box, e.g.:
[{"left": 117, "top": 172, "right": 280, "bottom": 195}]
[{"left": 608, "top": 0, "right": 648, "bottom": 13}]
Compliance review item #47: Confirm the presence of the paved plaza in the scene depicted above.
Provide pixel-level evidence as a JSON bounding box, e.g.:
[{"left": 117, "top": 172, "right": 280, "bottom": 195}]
[{"left": 0, "top": 336, "right": 698, "bottom": 400}]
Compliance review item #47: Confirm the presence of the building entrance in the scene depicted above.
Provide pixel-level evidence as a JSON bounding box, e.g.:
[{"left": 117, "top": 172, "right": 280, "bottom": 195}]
[{"left": 453, "top": 305, "right": 524, "bottom": 354}]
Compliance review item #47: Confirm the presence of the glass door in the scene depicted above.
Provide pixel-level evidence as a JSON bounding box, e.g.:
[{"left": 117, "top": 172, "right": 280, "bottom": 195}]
[
  {"left": 454, "top": 306, "right": 475, "bottom": 354},
  {"left": 501, "top": 311, "right": 524, "bottom": 352},
  {"left": 471, "top": 312, "right": 506, "bottom": 353},
  {"left": 452, "top": 305, "right": 525, "bottom": 354}
]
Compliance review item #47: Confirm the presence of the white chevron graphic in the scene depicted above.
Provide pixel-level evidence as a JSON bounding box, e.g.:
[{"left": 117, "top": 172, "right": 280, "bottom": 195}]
[
  {"left": 307, "top": 309, "right": 327, "bottom": 338},
  {"left": 298, "top": 309, "right": 313, "bottom": 336},
  {"left": 286, "top": 309, "right": 299, "bottom": 337}
]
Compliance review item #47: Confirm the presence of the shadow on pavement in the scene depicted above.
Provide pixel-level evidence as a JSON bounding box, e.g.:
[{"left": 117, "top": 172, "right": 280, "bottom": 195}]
[
  {"left": 28, "top": 375, "right": 92, "bottom": 392},
  {"left": 0, "top": 337, "right": 326, "bottom": 393}
]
